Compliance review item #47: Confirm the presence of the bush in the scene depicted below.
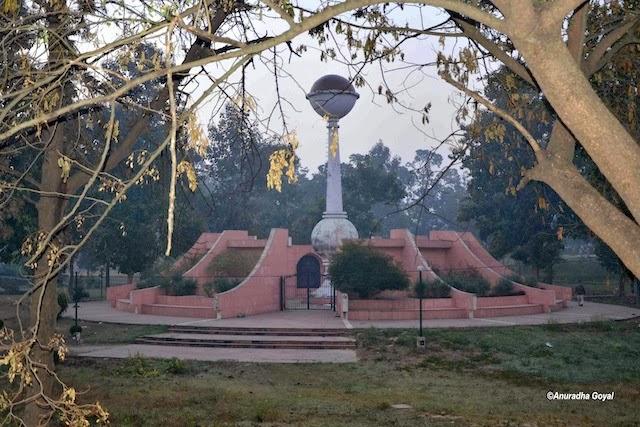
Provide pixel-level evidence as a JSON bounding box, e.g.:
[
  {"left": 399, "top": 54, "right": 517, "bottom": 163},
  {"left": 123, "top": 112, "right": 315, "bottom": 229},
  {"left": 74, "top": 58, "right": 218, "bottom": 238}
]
[
  {"left": 206, "top": 249, "right": 261, "bottom": 277},
  {"left": 415, "top": 279, "right": 451, "bottom": 298},
  {"left": 69, "top": 324, "right": 82, "bottom": 335},
  {"left": 160, "top": 275, "right": 197, "bottom": 296},
  {"left": 507, "top": 274, "right": 538, "bottom": 287},
  {"left": 137, "top": 257, "right": 197, "bottom": 296},
  {"left": 57, "top": 293, "right": 69, "bottom": 319},
  {"left": 441, "top": 272, "right": 490, "bottom": 296},
  {"left": 204, "top": 278, "right": 242, "bottom": 296},
  {"left": 491, "top": 279, "right": 525, "bottom": 297},
  {"left": 417, "top": 279, "right": 451, "bottom": 298},
  {"left": 329, "top": 242, "right": 410, "bottom": 298}
]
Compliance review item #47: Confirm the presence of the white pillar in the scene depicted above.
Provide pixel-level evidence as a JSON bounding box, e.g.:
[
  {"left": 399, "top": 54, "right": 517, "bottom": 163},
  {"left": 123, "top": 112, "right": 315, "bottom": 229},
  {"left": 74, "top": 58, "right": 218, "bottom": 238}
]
[{"left": 325, "top": 119, "right": 344, "bottom": 215}]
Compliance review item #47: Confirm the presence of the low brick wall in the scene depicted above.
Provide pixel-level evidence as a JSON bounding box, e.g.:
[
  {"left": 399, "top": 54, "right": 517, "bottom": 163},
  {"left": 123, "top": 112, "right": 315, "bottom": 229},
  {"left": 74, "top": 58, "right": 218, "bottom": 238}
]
[
  {"left": 539, "top": 282, "right": 573, "bottom": 302},
  {"left": 512, "top": 283, "right": 556, "bottom": 311},
  {"left": 475, "top": 294, "right": 528, "bottom": 308},
  {"left": 106, "top": 283, "right": 135, "bottom": 307},
  {"left": 155, "top": 295, "right": 214, "bottom": 306}
]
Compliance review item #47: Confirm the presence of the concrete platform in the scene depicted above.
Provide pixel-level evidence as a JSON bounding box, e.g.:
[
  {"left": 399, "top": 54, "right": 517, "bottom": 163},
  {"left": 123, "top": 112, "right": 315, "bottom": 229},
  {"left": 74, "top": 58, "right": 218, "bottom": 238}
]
[
  {"left": 66, "top": 301, "right": 346, "bottom": 328},
  {"left": 70, "top": 344, "right": 358, "bottom": 363},
  {"left": 349, "top": 300, "right": 640, "bottom": 329},
  {"left": 66, "top": 300, "right": 639, "bottom": 330}
]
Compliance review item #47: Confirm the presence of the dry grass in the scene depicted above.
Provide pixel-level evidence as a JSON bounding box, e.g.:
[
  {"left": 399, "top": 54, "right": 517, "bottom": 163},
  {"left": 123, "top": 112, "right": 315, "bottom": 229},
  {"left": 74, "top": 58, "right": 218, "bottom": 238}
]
[{"left": 53, "top": 319, "right": 640, "bottom": 426}]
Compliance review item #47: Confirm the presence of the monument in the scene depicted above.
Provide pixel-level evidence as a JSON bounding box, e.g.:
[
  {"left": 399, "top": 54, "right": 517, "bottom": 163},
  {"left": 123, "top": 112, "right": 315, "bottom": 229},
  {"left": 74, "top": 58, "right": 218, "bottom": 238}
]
[{"left": 306, "top": 75, "right": 360, "bottom": 297}]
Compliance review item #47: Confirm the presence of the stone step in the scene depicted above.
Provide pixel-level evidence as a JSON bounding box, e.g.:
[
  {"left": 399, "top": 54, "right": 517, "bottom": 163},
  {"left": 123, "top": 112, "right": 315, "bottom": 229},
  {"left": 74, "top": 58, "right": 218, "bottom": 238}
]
[
  {"left": 167, "top": 326, "right": 348, "bottom": 336},
  {"left": 135, "top": 333, "right": 356, "bottom": 350}
]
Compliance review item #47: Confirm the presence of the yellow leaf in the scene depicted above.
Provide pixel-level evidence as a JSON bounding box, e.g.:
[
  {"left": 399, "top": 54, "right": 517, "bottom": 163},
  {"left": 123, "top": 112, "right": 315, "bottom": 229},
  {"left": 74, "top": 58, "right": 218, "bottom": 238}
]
[{"left": 58, "top": 156, "right": 71, "bottom": 183}]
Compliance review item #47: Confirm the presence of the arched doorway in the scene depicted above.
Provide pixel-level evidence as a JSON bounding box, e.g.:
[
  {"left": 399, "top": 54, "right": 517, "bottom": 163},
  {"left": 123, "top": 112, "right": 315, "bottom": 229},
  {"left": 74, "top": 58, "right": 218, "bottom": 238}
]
[
  {"left": 281, "top": 254, "right": 334, "bottom": 310},
  {"left": 296, "top": 255, "right": 321, "bottom": 289}
]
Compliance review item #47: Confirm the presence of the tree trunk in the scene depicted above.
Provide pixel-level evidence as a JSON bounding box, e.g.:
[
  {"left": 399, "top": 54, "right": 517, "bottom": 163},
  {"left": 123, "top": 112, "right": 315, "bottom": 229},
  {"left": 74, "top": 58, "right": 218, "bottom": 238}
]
[
  {"left": 528, "top": 159, "right": 640, "bottom": 280},
  {"left": 24, "top": 131, "right": 66, "bottom": 425},
  {"left": 513, "top": 35, "right": 640, "bottom": 223}
]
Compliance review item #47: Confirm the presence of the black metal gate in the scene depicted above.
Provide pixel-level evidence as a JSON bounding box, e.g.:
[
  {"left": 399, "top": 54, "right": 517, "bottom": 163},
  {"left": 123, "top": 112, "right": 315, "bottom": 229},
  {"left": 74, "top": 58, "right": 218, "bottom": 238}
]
[
  {"left": 280, "top": 255, "right": 335, "bottom": 310},
  {"left": 281, "top": 274, "right": 335, "bottom": 310}
]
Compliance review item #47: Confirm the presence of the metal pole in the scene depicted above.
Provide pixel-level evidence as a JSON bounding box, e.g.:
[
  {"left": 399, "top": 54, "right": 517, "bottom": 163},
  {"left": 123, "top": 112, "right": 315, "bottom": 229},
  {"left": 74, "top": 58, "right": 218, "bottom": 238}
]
[
  {"left": 74, "top": 272, "right": 79, "bottom": 328},
  {"left": 419, "top": 270, "right": 423, "bottom": 336},
  {"left": 307, "top": 287, "right": 310, "bottom": 310}
]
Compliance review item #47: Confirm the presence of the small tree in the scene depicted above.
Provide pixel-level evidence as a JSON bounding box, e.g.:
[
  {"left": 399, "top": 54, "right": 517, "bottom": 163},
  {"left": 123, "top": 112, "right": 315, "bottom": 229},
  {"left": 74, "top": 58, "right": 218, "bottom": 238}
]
[{"left": 329, "top": 242, "right": 409, "bottom": 298}]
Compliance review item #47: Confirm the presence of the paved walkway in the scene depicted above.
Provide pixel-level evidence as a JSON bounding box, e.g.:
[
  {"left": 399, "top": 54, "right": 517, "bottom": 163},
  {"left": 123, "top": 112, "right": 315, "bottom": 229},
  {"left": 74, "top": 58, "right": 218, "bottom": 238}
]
[
  {"left": 71, "top": 344, "right": 357, "bottom": 363},
  {"left": 351, "top": 301, "right": 640, "bottom": 329},
  {"left": 66, "top": 301, "right": 346, "bottom": 328},
  {"left": 67, "top": 301, "right": 639, "bottom": 329},
  {"left": 65, "top": 301, "right": 638, "bottom": 364}
]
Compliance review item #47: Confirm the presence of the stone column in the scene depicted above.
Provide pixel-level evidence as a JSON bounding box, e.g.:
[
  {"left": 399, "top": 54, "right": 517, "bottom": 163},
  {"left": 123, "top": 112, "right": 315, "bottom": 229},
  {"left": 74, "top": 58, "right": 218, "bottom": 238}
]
[{"left": 325, "top": 118, "right": 344, "bottom": 215}]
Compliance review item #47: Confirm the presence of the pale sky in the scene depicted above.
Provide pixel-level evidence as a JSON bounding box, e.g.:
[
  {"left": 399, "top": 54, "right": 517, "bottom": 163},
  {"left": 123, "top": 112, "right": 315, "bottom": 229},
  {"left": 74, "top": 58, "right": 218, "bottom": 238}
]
[{"left": 194, "top": 6, "right": 465, "bottom": 173}]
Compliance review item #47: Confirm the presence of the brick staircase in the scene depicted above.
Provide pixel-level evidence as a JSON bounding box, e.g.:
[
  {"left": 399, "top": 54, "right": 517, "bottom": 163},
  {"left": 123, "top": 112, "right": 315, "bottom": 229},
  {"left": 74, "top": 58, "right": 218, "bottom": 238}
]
[{"left": 135, "top": 326, "right": 355, "bottom": 350}]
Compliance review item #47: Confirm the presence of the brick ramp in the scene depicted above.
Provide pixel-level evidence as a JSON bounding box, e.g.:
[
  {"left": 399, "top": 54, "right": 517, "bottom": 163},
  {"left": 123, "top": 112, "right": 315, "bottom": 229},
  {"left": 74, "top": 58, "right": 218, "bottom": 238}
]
[{"left": 136, "top": 326, "right": 356, "bottom": 350}]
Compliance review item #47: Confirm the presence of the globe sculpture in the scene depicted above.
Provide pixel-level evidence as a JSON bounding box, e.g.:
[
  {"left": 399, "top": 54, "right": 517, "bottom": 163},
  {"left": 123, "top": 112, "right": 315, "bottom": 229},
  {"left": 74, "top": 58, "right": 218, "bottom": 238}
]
[{"left": 307, "top": 75, "right": 359, "bottom": 267}]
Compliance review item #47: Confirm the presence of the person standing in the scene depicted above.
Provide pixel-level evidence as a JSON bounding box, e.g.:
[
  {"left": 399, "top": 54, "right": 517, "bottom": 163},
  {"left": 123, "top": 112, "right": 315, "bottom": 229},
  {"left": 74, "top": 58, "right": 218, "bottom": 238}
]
[{"left": 575, "top": 284, "right": 586, "bottom": 307}]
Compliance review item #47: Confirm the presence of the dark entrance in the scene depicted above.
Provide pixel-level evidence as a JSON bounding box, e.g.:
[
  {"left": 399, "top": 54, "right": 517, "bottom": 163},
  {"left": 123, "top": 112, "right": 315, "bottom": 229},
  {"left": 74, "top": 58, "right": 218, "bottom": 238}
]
[
  {"left": 280, "top": 255, "right": 335, "bottom": 310},
  {"left": 296, "top": 255, "right": 321, "bottom": 289}
]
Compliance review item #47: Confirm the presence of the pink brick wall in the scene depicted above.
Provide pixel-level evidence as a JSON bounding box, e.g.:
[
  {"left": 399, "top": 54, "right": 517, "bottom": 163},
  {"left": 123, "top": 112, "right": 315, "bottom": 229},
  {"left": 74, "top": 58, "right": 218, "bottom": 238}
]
[
  {"left": 155, "top": 295, "right": 214, "bottom": 306},
  {"left": 539, "top": 282, "right": 573, "bottom": 302},
  {"left": 216, "top": 229, "right": 289, "bottom": 318},
  {"left": 129, "top": 286, "right": 162, "bottom": 313},
  {"left": 173, "top": 232, "right": 220, "bottom": 273},
  {"left": 475, "top": 294, "right": 529, "bottom": 307},
  {"left": 183, "top": 230, "right": 252, "bottom": 285},
  {"left": 106, "top": 283, "right": 135, "bottom": 307}
]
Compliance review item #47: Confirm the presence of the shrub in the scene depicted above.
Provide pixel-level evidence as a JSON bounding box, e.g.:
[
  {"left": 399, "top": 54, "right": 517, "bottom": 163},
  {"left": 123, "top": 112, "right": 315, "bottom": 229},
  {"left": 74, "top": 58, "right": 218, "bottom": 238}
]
[
  {"left": 164, "top": 358, "right": 187, "bottom": 375},
  {"left": 415, "top": 279, "right": 450, "bottom": 298},
  {"left": 0, "top": 319, "right": 4, "bottom": 329},
  {"left": 160, "top": 275, "right": 197, "bottom": 296},
  {"left": 203, "top": 278, "right": 242, "bottom": 296},
  {"left": 441, "top": 272, "right": 490, "bottom": 296},
  {"left": 507, "top": 274, "right": 538, "bottom": 287},
  {"left": 69, "top": 324, "right": 82, "bottom": 335},
  {"left": 206, "top": 249, "right": 261, "bottom": 277},
  {"left": 490, "top": 279, "right": 525, "bottom": 297},
  {"left": 423, "top": 279, "right": 451, "bottom": 298},
  {"left": 57, "top": 293, "right": 69, "bottom": 319},
  {"left": 329, "top": 242, "right": 410, "bottom": 298}
]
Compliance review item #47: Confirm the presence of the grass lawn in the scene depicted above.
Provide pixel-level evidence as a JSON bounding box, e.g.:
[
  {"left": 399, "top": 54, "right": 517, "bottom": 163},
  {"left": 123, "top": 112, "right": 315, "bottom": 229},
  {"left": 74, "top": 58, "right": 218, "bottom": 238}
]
[{"left": 56, "top": 319, "right": 640, "bottom": 426}]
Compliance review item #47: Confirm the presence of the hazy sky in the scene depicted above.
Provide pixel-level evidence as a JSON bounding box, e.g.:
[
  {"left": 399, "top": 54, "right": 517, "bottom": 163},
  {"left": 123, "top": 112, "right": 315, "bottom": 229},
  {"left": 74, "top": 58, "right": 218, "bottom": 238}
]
[{"left": 195, "top": 6, "right": 464, "bottom": 173}]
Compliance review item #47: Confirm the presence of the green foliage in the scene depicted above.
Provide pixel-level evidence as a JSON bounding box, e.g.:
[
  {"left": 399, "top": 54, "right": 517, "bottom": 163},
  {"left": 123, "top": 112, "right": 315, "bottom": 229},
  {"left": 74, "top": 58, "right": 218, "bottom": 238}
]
[
  {"left": 160, "top": 274, "right": 197, "bottom": 296},
  {"left": 205, "top": 278, "right": 242, "bottom": 296},
  {"left": 115, "top": 356, "right": 161, "bottom": 378},
  {"left": 164, "top": 358, "right": 187, "bottom": 375},
  {"left": 414, "top": 279, "right": 427, "bottom": 299},
  {"left": 69, "top": 324, "right": 82, "bottom": 335},
  {"left": 206, "top": 249, "right": 261, "bottom": 278},
  {"left": 441, "top": 272, "right": 490, "bottom": 296},
  {"left": 329, "top": 242, "right": 409, "bottom": 298},
  {"left": 57, "top": 293, "right": 69, "bottom": 319},
  {"left": 71, "top": 285, "right": 90, "bottom": 303},
  {"left": 491, "top": 279, "right": 525, "bottom": 297},
  {"left": 458, "top": 68, "right": 570, "bottom": 279},
  {"left": 418, "top": 279, "right": 451, "bottom": 298},
  {"left": 137, "top": 259, "right": 197, "bottom": 295}
]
